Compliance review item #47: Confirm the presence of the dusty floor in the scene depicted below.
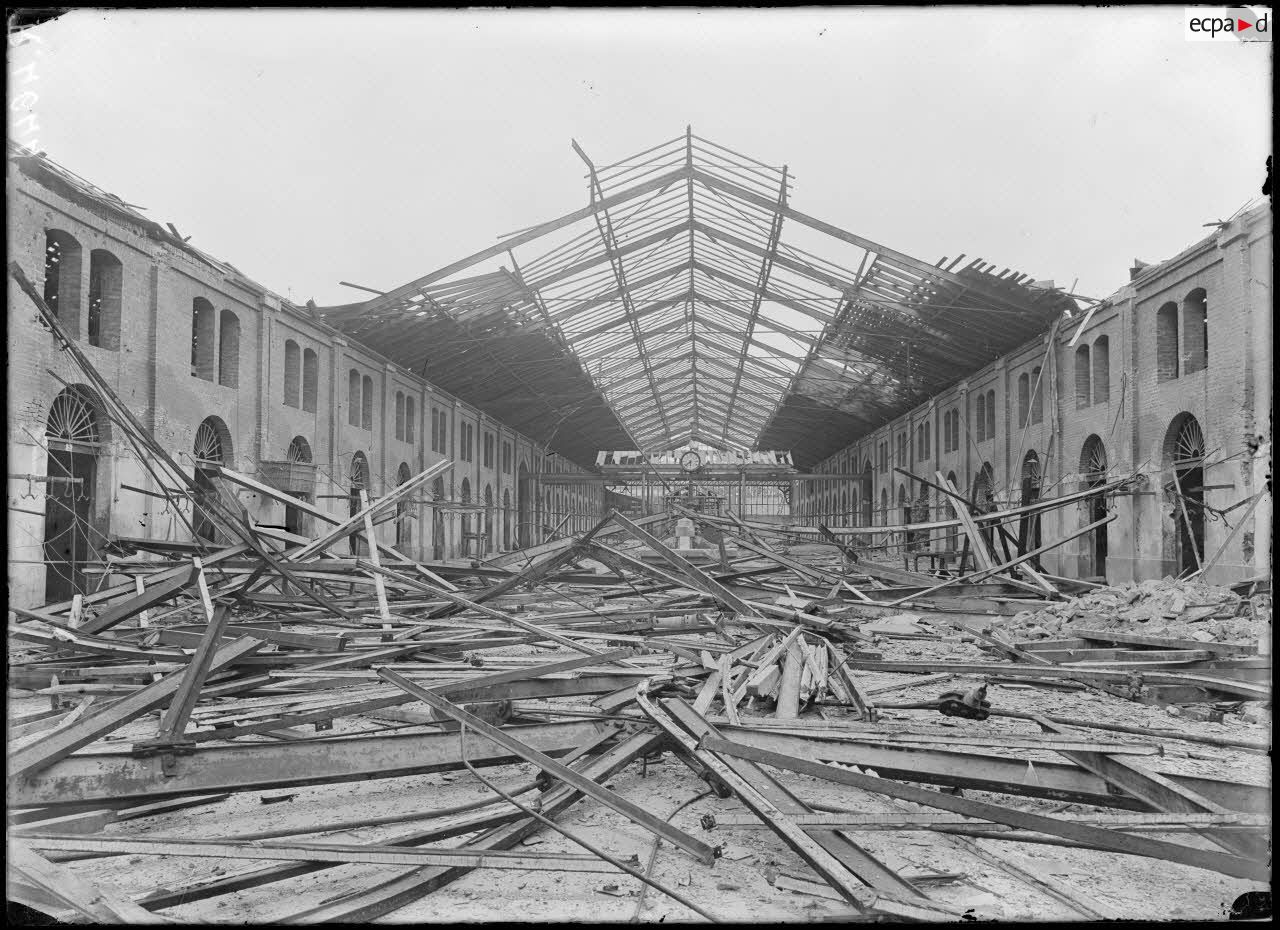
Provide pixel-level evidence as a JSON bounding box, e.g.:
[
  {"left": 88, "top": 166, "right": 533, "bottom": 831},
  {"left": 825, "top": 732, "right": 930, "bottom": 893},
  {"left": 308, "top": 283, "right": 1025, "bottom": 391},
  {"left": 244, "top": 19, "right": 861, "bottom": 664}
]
[{"left": 14, "top": 617, "right": 1270, "bottom": 924}]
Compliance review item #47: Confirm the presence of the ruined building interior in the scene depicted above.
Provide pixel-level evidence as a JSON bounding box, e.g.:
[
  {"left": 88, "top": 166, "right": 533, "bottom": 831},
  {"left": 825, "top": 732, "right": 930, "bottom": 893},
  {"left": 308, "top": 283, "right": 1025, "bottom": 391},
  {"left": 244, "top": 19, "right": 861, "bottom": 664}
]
[{"left": 6, "top": 130, "right": 1273, "bottom": 923}]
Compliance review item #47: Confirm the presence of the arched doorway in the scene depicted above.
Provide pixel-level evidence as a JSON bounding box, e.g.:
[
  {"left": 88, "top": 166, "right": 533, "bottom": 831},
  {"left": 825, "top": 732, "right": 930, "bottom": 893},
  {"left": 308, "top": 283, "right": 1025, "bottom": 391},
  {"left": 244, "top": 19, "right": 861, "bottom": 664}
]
[
  {"left": 971, "top": 463, "right": 996, "bottom": 552},
  {"left": 431, "top": 476, "right": 446, "bottom": 560},
  {"left": 1019, "top": 451, "right": 1043, "bottom": 569},
  {"left": 502, "top": 488, "right": 512, "bottom": 550},
  {"left": 1080, "top": 436, "right": 1109, "bottom": 579},
  {"left": 193, "top": 416, "right": 231, "bottom": 544},
  {"left": 861, "top": 462, "right": 873, "bottom": 526},
  {"left": 43, "top": 387, "right": 102, "bottom": 603},
  {"left": 910, "top": 486, "right": 930, "bottom": 552},
  {"left": 944, "top": 471, "right": 959, "bottom": 553},
  {"left": 517, "top": 462, "right": 532, "bottom": 548},
  {"left": 483, "top": 484, "right": 494, "bottom": 556},
  {"left": 395, "top": 462, "right": 412, "bottom": 550},
  {"left": 284, "top": 436, "right": 312, "bottom": 537},
  {"left": 897, "top": 485, "right": 910, "bottom": 555},
  {"left": 349, "top": 451, "right": 369, "bottom": 556},
  {"left": 1165, "top": 414, "right": 1206, "bottom": 576},
  {"left": 460, "top": 478, "right": 472, "bottom": 557}
]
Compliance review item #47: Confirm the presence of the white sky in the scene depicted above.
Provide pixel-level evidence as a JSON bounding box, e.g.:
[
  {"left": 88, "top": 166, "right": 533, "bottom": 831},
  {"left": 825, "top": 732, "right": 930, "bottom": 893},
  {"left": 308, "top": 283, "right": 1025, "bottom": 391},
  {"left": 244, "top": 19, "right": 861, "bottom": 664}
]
[{"left": 9, "top": 7, "right": 1272, "bottom": 307}]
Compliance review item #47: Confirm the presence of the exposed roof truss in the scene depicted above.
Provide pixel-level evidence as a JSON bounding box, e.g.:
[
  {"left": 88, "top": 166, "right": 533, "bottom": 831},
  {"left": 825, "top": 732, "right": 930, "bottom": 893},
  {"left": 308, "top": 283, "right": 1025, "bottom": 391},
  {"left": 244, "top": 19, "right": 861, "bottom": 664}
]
[{"left": 323, "top": 129, "right": 1081, "bottom": 466}]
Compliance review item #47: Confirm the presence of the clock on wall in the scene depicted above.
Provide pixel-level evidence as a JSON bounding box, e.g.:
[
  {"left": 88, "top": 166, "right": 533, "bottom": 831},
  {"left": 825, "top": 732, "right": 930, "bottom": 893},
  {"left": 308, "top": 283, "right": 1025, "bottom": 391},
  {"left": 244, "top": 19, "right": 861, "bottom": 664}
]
[{"left": 679, "top": 450, "right": 702, "bottom": 473}]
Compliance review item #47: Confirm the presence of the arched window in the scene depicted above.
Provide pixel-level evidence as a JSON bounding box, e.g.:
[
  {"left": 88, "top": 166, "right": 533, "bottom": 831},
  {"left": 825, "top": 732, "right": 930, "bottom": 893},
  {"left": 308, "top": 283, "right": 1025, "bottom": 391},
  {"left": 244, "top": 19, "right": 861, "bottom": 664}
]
[
  {"left": 861, "top": 462, "right": 873, "bottom": 527},
  {"left": 405, "top": 396, "right": 416, "bottom": 444},
  {"left": 194, "top": 416, "right": 230, "bottom": 466},
  {"left": 1020, "top": 451, "right": 1043, "bottom": 565},
  {"left": 1164, "top": 414, "right": 1206, "bottom": 576},
  {"left": 944, "top": 470, "right": 959, "bottom": 552},
  {"left": 43, "top": 386, "right": 103, "bottom": 603},
  {"left": 879, "top": 488, "right": 888, "bottom": 526},
  {"left": 1030, "top": 367, "right": 1043, "bottom": 424},
  {"left": 503, "top": 488, "right": 513, "bottom": 550},
  {"left": 1074, "top": 344, "right": 1091, "bottom": 408},
  {"left": 46, "top": 387, "right": 102, "bottom": 448},
  {"left": 897, "top": 485, "right": 910, "bottom": 552},
  {"left": 972, "top": 462, "right": 996, "bottom": 551},
  {"left": 348, "top": 370, "right": 361, "bottom": 426},
  {"left": 396, "top": 462, "right": 412, "bottom": 548},
  {"left": 1080, "top": 435, "right": 1109, "bottom": 579},
  {"left": 287, "top": 435, "right": 312, "bottom": 463},
  {"left": 283, "top": 340, "right": 301, "bottom": 407},
  {"left": 349, "top": 452, "right": 369, "bottom": 556},
  {"left": 44, "top": 230, "right": 82, "bottom": 334},
  {"left": 1017, "top": 373, "right": 1030, "bottom": 428},
  {"left": 361, "top": 375, "right": 374, "bottom": 430},
  {"left": 193, "top": 417, "right": 232, "bottom": 543},
  {"left": 1182, "top": 288, "right": 1207, "bottom": 374},
  {"left": 283, "top": 437, "right": 313, "bottom": 536},
  {"left": 975, "top": 393, "right": 987, "bottom": 442},
  {"left": 484, "top": 484, "right": 494, "bottom": 555},
  {"left": 1092, "top": 336, "right": 1110, "bottom": 404},
  {"left": 460, "top": 478, "right": 472, "bottom": 556},
  {"left": 87, "top": 249, "right": 122, "bottom": 349},
  {"left": 432, "top": 475, "right": 447, "bottom": 560},
  {"left": 218, "top": 310, "right": 240, "bottom": 388},
  {"left": 1156, "top": 302, "right": 1179, "bottom": 382},
  {"left": 985, "top": 390, "right": 995, "bottom": 440},
  {"left": 910, "top": 485, "right": 930, "bottom": 551},
  {"left": 972, "top": 464, "right": 995, "bottom": 512},
  {"left": 302, "top": 348, "right": 318, "bottom": 412},
  {"left": 394, "top": 392, "right": 405, "bottom": 441},
  {"left": 191, "top": 297, "right": 216, "bottom": 381}
]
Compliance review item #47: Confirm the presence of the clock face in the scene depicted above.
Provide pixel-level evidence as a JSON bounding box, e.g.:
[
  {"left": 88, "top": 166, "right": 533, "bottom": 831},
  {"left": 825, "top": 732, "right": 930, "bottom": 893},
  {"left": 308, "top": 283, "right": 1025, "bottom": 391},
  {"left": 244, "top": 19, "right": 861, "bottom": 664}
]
[{"left": 680, "top": 450, "right": 702, "bottom": 472}]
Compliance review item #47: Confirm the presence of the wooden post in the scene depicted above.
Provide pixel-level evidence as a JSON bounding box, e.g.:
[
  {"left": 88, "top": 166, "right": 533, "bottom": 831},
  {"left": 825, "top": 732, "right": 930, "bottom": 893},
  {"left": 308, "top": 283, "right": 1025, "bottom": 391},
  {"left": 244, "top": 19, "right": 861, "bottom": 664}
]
[
  {"left": 359, "top": 489, "right": 394, "bottom": 639},
  {"left": 134, "top": 576, "right": 150, "bottom": 628},
  {"left": 775, "top": 644, "right": 803, "bottom": 719}
]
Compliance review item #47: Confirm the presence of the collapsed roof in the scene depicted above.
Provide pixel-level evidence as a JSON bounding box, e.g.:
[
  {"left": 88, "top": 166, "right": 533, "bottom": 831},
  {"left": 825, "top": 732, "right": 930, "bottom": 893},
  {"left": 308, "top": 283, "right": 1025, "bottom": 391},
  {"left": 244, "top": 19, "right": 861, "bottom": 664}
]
[{"left": 322, "top": 130, "right": 1082, "bottom": 469}]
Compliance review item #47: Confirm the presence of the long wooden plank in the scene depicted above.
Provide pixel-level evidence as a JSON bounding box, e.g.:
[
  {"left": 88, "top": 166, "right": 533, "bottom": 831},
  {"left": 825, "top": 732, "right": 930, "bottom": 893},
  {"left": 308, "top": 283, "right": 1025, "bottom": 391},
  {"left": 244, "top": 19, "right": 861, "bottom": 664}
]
[
  {"left": 21, "top": 833, "right": 617, "bottom": 871},
  {"left": 721, "top": 727, "right": 1267, "bottom": 812},
  {"left": 10, "top": 721, "right": 608, "bottom": 809},
  {"left": 662, "top": 696, "right": 929, "bottom": 904},
  {"left": 1033, "top": 714, "right": 1268, "bottom": 862},
  {"left": 8, "top": 840, "right": 165, "bottom": 924},
  {"left": 8, "top": 636, "right": 263, "bottom": 782},
  {"left": 704, "top": 737, "right": 1268, "bottom": 881},
  {"left": 76, "top": 564, "right": 199, "bottom": 636},
  {"left": 635, "top": 691, "right": 961, "bottom": 919}
]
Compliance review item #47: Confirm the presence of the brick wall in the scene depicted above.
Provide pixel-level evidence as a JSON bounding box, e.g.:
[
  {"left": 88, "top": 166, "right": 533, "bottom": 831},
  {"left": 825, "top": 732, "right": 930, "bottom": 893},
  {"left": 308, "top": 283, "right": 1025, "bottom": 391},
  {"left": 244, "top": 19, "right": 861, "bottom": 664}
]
[
  {"left": 798, "top": 205, "right": 1271, "bottom": 586},
  {"left": 7, "top": 161, "right": 603, "bottom": 607}
]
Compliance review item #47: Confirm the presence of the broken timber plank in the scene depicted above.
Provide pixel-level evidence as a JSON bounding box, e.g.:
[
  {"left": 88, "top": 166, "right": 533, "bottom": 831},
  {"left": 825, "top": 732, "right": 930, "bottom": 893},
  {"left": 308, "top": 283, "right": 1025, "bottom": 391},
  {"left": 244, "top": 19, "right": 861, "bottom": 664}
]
[
  {"left": 8, "top": 635, "right": 264, "bottom": 782},
  {"left": 703, "top": 737, "right": 1269, "bottom": 881},
  {"left": 378, "top": 668, "right": 718, "bottom": 865}
]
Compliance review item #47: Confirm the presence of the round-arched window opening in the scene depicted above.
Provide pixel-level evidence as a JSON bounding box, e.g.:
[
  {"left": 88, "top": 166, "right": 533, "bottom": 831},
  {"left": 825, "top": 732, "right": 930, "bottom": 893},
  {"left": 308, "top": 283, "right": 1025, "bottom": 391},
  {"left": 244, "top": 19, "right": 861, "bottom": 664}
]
[
  {"left": 194, "top": 417, "right": 231, "bottom": 466},
  {"left": 287, "top": 436, "right": 312, "bottom": 464},
  {"left": 46, "top": 387, "right": 101, "bottom": 449}
]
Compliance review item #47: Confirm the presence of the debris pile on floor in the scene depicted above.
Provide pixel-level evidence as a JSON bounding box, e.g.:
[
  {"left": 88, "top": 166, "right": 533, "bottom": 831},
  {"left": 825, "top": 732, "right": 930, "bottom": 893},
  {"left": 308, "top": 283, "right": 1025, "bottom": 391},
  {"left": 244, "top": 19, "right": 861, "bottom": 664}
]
[{"left": 997, "top": 576, "right": 1269, "bottom": 643}]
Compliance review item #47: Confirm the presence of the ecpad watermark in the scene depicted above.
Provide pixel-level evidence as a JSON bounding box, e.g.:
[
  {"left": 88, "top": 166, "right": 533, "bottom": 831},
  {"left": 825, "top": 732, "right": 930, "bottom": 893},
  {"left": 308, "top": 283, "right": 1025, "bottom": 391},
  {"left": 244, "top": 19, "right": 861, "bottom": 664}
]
[{"left": 1185, "top": 6, "right": 1271, "bottom": 40}]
